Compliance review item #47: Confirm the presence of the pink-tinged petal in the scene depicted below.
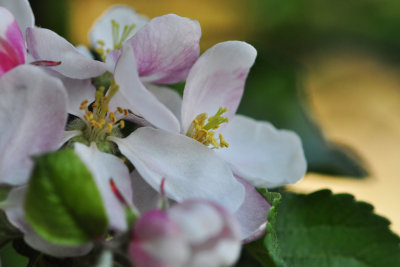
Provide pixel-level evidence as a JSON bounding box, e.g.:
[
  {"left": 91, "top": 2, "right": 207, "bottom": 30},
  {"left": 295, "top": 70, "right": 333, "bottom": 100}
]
[
  {"left": 109, "top": 127, "right": 245, "bottom": 213},
  {"left": 5, "top": 187, "right": 93, "bottom": 257},
  {"left": 181, "top": 41, "right": 256, "bottom": 133},
  {"left": 234, "top": 177, "right": 270, "bottom": 243},
  {"left": 74, "top": 142, "right": 134, "bottom": 232},
  {"left": 0, "top": 65, "right": 67, "bottom": 185},
  {"left": 0, "top": 7, "right": 26, "bottom": 76},
  {"left": 217, "top": 115, "right": 307, "bottom": 188},
  {"left": 26, "top": 27, "right": 107, "bottom": 79},
  {"left": 129, "top": 14, "right": 201, "bottom": 84},
  {"left": 90, "top": 5, "right": 148, "bottom": 52},
  {"left": 146, "top": 84, "right": 183, "bottom": 123},
  {"left": 112, "top": 45, "right": 180, "bottom": 132},
  {"left": 0, "top": 0, "right": 34, "bottom": 39}
]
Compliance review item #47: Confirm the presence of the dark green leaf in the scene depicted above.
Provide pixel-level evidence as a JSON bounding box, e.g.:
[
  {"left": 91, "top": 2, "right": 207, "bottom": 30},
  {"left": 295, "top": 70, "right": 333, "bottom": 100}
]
[
  {"left": 25, "top": 149, "right": 108, "bottom": 246},
  {"left": 266, "top": 190, "right": 400, "bottom": 267},
  {"left": 239, "top": 55, "right": 368, "bottom": 178},
  {"left": 0, "top": 242, "right": 29, "bottom": 267},
  {"left": 0, "top": 211, "right": 20, "bottom": 248}
]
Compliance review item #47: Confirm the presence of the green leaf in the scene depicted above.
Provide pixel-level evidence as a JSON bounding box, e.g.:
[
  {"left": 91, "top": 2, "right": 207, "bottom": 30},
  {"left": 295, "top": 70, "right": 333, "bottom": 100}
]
[
  {"left": 266, "top": 190, "right": 400, "bottom": 267},
  {"left": 240, "top": 188, "right": 281, "bottom": 267},
  {"left": 24, "top": 149, "right": 108, "bottom": 246},
  {"left": 239, "top": 55, "right": 368, "bottom": 178}
]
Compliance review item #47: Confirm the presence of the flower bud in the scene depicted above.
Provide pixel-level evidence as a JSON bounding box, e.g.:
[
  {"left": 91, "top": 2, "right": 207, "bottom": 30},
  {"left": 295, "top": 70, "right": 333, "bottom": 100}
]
[{"left": 129, "top": 199, "right": 241, "bottom": 267}]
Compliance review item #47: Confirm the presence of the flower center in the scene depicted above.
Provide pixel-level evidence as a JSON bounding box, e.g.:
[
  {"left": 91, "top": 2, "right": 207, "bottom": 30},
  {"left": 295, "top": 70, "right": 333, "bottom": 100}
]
[
  {"left": 95, "top": 20, "right": 136, "bottom": 60},
  {"left": 78, "top": 80, "right": 128, "bottom": 143},
  {"left": 186, "top": 107, "right": 229, "bottom": 149}
]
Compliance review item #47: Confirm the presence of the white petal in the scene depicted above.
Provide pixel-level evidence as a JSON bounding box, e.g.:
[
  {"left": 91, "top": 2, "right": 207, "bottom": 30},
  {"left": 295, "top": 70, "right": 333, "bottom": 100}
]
[
  {"left": 0, "top": 65, "right": 67, "bottom": 185},
  {"left": 90, "top": 5, "right": 148, "bottom": 52},
  {"left": 76, "top": 45, "right": 94, "bottom": 59},
  {"left": 181, "top": 41, "right": 256, "bottom": 133},
  {"left": 0, "top": 0, "right": 34, "bottom": 39},
  {"left": 5, "top": 187, "right": 93, "bottom": 257},
  {"left": 131, "top": 170, "right": 163, "bottom": 213},
  {"left": 60, "top": 130, "right": 81, "bottom": 148},
  {"left": 74, "top": 143, "right": 134, "bottom": 232},
  {"left": 48, "top": 72, "right": 96, "bottom": 118},
  {"left": 112, "top": 45, "right": 180, "bottom": 132},
  {"left": 129, "top": 14, "right": 201, "bottom": 84},
  {"left": 217, "top": 115, "right": 307, "bottom": 188},
  {"left": 110, "top": 127, "right": 245, "bottom": 213},
  {"left": 26, "top": 27, "right": 107, "bottom": 79},
  {"left": 146, "top": 84, "right": 183, "bottom": 124}
]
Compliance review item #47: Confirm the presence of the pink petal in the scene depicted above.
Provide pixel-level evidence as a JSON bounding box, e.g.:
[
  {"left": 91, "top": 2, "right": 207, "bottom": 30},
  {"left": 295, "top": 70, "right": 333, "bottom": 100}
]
[
  {"left": 0, "top": 0, "right": 34, "bottom": 39},
  {"left": 112, "top": 45, "right": 181, "bottom": 132},
  {"left": 74, "top": 143, "right": 134, "bottom": 232},
  {"left": 181, "top": 41, "right": 256, "bottom": 133},
  {"left": 26, "top": 27, "right": 107, "bottom": 79},
  {"left": 128, "top": 14, "right": 201, "bottom": 84},
  {"left": 109, "top": 127, "right": 245, "bottom": 213},
  {"left": 216, "top": 115, "right": 307, "bottom": 188},
  {"left": 234, "top": 177, "right": 270, "bottom": 243},
  {"left": 0, "top": 65, "right": 68, "bottom": 185},
  {"left": 0, "top": 7, "right": 26, "bottom": 76}
]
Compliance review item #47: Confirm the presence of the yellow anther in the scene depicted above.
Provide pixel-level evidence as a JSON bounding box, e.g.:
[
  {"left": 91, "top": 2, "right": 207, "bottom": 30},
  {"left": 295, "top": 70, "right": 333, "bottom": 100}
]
[
  {"left": 123, "top": 109, "right": 129, "bottom": 116},
  {"left": 90, "top": 120, "right": 101, "bottom": 129},
  {"left": 92, "top": 103, "right": 98, "bottom": 109},
  {"left": 97, "top": 40, "right": 105, "bottom": 46},
  {"left": 219, "top": 134, "right": 229, "bottom": 148},
  {"left": 109, "top": 112, "right": 116, "bottom": 123},
  {"left": 120, "top": 120, "right": 125, "bottom": 129},
  {"left": 106, "top": 123, "right": 113, "bottom": 133},
  {"left": 186, "top": 107, "right": 229, "bottom": 149},
  {"left": 95, "top": 47, "right": 105, "bottom": 57},
  {"left": 80, "top": 99, "right": 89, "bottom": 110},
  {"left": 117, "top": 107, "right": 123, "bottom": 114},
  {"left": 98, "top": 119, "right": 106, "bottom": 126},
  {"left": 84, "top": 111, "right": 94, "bottom": 121}
]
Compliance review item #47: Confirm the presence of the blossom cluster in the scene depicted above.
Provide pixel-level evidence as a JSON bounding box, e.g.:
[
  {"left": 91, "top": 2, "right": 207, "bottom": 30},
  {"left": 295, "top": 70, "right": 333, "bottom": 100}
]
[{"left": 0, "top": 0, "right": 306, "bottom": 266}]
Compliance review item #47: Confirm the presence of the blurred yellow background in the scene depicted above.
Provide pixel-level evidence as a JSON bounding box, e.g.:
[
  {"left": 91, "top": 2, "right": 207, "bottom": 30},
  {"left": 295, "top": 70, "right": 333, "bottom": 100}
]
[{"left": 67, "top": 0, "right": 400, "bottom": 234}]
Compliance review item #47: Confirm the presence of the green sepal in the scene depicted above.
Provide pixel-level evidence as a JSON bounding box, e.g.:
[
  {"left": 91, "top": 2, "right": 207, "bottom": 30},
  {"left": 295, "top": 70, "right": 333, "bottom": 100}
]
[{"left": 24, "top": 149, "right": 108, "bottom": 246}]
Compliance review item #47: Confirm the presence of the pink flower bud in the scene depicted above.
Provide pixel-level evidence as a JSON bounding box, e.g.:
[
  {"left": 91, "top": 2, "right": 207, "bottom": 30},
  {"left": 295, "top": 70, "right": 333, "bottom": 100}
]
[{"left": 129, "top": 200, "right": 241, "bottom": 267}]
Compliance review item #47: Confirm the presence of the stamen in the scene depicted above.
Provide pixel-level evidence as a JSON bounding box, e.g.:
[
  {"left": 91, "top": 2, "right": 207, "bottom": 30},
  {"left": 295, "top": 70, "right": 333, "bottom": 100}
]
[
  {"left": 80, "top": 99, "right": 89, "bottom": 110},
  {"left": 186, "top": 107, "right": 230, "bottom": 149},
  {"left": 77, "top": 79, "right": 130, "bottom": 143},
  {"left": 111, "top": 20, "right": 136, "bottom": 49}
]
